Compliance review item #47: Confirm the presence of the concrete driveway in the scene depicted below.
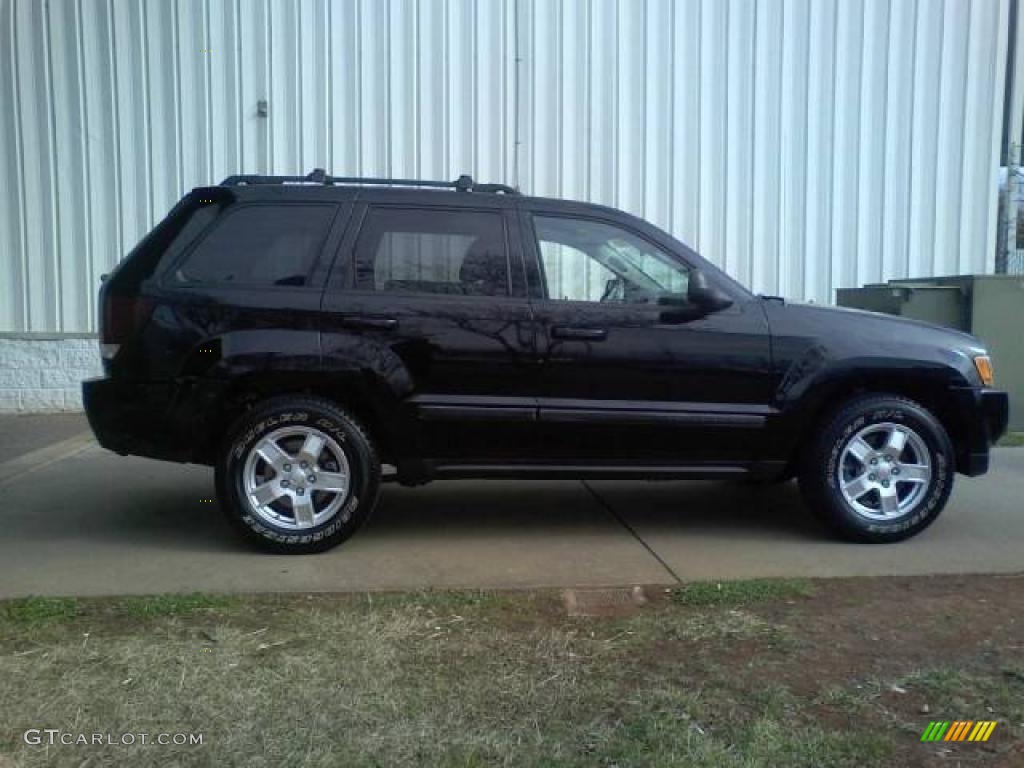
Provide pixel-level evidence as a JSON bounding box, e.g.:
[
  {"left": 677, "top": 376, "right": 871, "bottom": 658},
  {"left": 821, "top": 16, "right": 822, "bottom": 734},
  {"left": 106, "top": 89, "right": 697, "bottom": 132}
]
[{"left": 0, "top": 415, "right": 1021, "bottom": 597}]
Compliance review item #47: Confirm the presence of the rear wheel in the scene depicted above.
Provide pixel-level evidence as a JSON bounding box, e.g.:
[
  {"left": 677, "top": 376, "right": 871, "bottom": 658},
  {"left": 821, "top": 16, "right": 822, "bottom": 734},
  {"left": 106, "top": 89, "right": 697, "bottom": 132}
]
[
  {"left": 799, "top": 394, "right": 954, "bottom": 542},
  {"left": 216, "top": 396, "right": 380, "bottom": 553}
]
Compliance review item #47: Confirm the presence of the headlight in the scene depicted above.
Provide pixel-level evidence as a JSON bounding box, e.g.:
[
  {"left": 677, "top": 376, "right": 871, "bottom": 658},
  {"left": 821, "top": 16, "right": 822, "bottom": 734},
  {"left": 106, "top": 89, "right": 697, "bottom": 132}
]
[{"left": 973, "top": 355, "right": 994, "bottom": 387}]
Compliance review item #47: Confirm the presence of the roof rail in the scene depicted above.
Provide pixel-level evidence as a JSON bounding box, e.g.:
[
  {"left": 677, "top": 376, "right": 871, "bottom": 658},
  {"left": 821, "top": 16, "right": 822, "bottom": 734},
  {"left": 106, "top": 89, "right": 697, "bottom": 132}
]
[{"left": 219, "top": 169, "right": 518, "bottom": 195}]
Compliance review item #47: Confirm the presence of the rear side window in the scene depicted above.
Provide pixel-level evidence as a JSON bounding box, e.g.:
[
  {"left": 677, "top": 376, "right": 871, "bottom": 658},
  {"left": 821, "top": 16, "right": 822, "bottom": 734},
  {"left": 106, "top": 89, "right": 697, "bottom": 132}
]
[
  {"left": 355, "top": 208, "right": 509, "bottom": 297},
  {"left": 173, "top": 204, "right": 336, "bottom": 286}
]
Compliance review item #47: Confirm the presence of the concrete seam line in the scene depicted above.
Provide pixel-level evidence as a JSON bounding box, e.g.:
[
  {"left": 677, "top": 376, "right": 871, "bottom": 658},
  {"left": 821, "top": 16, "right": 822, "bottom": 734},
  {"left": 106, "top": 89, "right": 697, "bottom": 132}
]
[
  {"left": 581, "top": 480, "right": 683, "bottom": 585},
  {"left": 0, "top": 432, "right": 96, "bottom": 488}
]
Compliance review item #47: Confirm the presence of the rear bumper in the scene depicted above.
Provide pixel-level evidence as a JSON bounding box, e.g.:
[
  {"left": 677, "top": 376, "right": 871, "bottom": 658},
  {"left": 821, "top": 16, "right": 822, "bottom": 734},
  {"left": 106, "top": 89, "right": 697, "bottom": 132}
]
[
  {"left": 951, "top": 387, "right": 1009, "bottom": 477},
  {"left": 82, "top": 377, "right": 193, "bottom": 462}
]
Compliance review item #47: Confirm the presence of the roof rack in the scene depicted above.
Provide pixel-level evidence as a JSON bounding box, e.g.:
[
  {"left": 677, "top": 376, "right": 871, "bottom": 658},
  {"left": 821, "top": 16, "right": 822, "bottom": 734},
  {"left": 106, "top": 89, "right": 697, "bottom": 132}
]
[{"left": 219, "top": 169, "right": 518, "bottom": 195}]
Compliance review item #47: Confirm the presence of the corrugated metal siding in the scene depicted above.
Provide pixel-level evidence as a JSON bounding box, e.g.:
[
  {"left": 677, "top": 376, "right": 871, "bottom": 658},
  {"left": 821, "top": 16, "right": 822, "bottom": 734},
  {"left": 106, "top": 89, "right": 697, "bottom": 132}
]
[{"left": 0, "top": 0, "right": 1016, "bottom": 332}]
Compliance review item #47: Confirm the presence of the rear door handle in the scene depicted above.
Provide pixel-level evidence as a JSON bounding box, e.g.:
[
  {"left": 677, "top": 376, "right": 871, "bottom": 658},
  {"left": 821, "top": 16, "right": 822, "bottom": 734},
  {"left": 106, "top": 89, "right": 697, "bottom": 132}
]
[
  {"left": 551, "top": 326, "right": 608, "bottom": 341},
  {"left": 340, "top": 316, "right": 398, "bottom": 331}
]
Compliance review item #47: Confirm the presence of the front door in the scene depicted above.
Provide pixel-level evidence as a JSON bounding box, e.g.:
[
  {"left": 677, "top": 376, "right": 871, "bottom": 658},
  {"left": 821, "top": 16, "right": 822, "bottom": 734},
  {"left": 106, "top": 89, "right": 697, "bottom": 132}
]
[
  {"left": 521, "top": 209, "right": 773, "bottom": 467},
  {"left": 321, "top": 199, "right": 536, "bottom": 463}
]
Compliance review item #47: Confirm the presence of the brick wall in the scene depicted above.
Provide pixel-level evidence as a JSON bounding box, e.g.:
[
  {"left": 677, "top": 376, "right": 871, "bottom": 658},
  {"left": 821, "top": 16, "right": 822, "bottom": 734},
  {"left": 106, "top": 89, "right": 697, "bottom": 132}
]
[{"left": 0, "top": 336, "right": 103, "bottom": 412}]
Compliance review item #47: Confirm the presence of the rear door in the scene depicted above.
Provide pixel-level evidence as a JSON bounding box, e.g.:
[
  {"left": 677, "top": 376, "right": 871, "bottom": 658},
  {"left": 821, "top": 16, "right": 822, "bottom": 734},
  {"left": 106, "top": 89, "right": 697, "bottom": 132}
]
[
  {"left": 321, "top": 194, "right": 537, "bottom": 463},
  {"left": 520, "top": 206, "right": 773, "bottom": 467}
]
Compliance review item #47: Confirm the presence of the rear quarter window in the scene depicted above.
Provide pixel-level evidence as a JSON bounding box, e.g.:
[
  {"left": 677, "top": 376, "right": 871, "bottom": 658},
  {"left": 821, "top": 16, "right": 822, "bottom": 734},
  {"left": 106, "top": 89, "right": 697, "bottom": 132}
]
[{"left": 172, "top": 204, "right": 336, "bottom": 287}]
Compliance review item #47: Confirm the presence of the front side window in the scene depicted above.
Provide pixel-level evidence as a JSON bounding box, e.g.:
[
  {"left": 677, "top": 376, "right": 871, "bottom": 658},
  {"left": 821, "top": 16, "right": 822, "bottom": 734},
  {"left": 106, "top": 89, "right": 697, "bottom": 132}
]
[
  {"left": 533, "top": 215, "right": 689, "bottom": 304},
  {"left": 355, "top": 208, "right": 509, "bottom": 297},
  {"left": 173, "top": 204, "right": 336, "bottom": 286}
]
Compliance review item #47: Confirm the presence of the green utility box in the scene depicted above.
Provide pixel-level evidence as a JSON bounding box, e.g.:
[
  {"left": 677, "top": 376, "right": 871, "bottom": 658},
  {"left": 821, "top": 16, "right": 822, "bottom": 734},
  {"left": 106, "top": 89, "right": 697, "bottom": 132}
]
[{"left": 837, "top": 275, "right": 1024, "bottom": 430}]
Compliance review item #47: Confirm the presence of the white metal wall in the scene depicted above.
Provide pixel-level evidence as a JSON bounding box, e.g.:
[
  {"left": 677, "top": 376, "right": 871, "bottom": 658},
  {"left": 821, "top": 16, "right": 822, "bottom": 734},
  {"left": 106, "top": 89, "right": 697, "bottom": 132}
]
[{"left": 0, "top": 0, "right": 1016, "bottom": 333}]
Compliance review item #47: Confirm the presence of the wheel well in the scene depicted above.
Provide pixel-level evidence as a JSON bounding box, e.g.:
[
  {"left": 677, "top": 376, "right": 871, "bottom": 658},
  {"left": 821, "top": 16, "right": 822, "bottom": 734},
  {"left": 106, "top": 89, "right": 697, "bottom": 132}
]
[
  {"left": 792, "top": 375, "right": 968, "bottom": 472},
  {"left": 199, "top": 376, "right": 393, "bottom": 465}
]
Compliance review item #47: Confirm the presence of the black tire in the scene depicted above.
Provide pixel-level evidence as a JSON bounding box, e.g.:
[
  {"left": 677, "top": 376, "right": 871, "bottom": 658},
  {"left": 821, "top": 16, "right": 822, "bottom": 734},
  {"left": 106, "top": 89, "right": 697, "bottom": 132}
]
[
  {"left": 798, "top": 394, "right": 954, "bottom": 543},
  {"left": 216, "top": 396, "right": 381, "bottom": 554}
]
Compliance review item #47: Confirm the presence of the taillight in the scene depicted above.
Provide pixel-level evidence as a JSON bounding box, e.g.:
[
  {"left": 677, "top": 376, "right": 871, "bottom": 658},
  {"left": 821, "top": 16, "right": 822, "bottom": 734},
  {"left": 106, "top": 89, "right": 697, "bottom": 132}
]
[{"left": 101, "top": 295, "right": 154, "bottom": 360}]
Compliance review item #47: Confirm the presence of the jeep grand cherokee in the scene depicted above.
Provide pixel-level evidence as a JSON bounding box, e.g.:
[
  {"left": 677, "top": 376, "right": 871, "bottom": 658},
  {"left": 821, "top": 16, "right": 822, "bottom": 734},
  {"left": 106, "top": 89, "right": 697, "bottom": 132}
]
[{"left": 83, "top": 170, "right": 1009, "bottom": 553}]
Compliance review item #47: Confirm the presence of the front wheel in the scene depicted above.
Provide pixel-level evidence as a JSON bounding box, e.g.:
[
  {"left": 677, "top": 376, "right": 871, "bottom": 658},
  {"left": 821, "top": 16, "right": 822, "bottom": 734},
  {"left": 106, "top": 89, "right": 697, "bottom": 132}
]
[
  {"left": 799, "top": 394, "right": 954, "bottom": 543},
  {"left": 216, "top": 396, "right": 381, "bottom": 553}
]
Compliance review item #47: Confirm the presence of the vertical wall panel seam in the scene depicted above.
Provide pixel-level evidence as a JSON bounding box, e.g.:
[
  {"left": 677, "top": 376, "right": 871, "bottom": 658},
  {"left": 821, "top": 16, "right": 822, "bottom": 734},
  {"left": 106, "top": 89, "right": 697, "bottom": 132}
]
[
  {"left": 413, "top": 0, "right": 421, "bottom": 178},
  {"left": 140, "top": 0, "right": 153, "bottom": 225},
  {"left": 904, "top": 0, "right": 920, "bottom": 279},
  {"left": 556, "top": 0, "right": 563, "bottom": 196},
  {"left": 42, "top": 0, "right": 61, "bottom": 329},
  {"left": 774, "top": 0, "right": 785, "bottom": 293},
  {"left": 325, "top": 0, "right": 332, "bottom": 171},
  {"left": 323, "top": 0, "right": 330, "bottom": 171},
  {"left": 722, "top": 0, "right": 729, "bottom": 271},
  {"left": 295, "top": 0, "right": 303, "bottom": 169},
  {"left": 584, "top": 0, "right": 591, "bottom": 196},
  {"left": 205, "top": 0, "right": 215, "bottom": 179},
  {"left": 878, "top": 0, "right": 892, "bottom": 282},
  {"left": 11, "top": 0, "right": 29, "bottom": 330},
  {"left": 266, "top": 0, "right": 273, "bottom": 170},
  {"left": 172, "top": 0, "right": 183, "bottom": 193},
  {"left": 470, "top": 0, "right": 478, "bottom": 176},
  {"left": 693, "top": 0, "right": 700, "bottom": 243},
  {"left": 641, "top": 0, "right": 648, "bottom": 213},
  {"left": 826, "top": 0, "right": 839, "bottom": 297},
  {"left": 234, "top": 0, "right": 243, "bottom": 171},
  {"left": 664, "top": 0, "right": 673, "bottom": 234},
  {"left": 748, "top": 0, "right": 758, "bottom": 289},
  {"left": 955, "top": 1, "right": 973, "bottom": 272},
  {"left": 75, "top": 0, "right": 94, "bottom": 330},
  {"left": 443, "top": 0, "right": 449, "bottom": 173},
  {"left": 851, "top": 1, "right": 865, "bottom": 288},
  {"left": 930, "top": 1, "right": 946, "bottom": 275},
  {"left": 352, "top": 0, "right": 360, "bottom": 173},
  {"left": 385, "top": 0, "right": 392, "bottom": 176},
  {"left": 800, "top": 0, "right": 813, "bottom": 298},
  {"left": 982, "top": 0, "right": 1012, "bottom": 270},
  {"left": 106, "top": 0, "right": 124, "bottom": 260}
]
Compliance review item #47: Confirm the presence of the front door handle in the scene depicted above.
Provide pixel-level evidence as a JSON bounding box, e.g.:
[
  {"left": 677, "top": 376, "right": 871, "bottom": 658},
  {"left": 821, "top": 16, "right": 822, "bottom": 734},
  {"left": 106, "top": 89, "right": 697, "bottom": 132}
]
[
  {"left": 340, "top": 316, "right": 398, "bottom": 331},
  {"left": 551, "top": 326, "right": 608, "bottom": 341}
]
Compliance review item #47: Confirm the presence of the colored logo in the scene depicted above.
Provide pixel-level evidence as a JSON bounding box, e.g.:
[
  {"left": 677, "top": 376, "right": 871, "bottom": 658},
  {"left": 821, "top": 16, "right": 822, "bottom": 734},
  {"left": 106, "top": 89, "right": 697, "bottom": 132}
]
[{"left": 921, "top": 721, "right": 997, "bottom": 742}]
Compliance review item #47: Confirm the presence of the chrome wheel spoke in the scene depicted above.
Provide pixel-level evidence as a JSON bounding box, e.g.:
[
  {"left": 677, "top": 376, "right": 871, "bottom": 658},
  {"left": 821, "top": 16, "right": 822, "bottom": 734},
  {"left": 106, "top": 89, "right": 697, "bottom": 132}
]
[
  {"left": 298, "top": 433, "right": 326, "bottom": 466},
  {"left": 316, "top": 471, "right": 349, "bottom": 494},
  {"left": 847, "top": 437, "right": 873, "bottom": 464},
  {"left": 251, "top": 481, "right": 282, "bottom": 506},
  {"left": 843, "top": 473, "right": 873, "bottom": 501},
  {"left": 884, "top": 428, "right": 907, "bottom": 459},
  {"left": 878, "top": 484, "right": 900, "bottom": 515},
  {"left": 292, "top": 495, "right": 316, "bottom": 526},
  {"left": 256, "top": 438, "right": 290, "bottom": 467},
  {"left": 898, "top": 463, "right": 930, "bottom": 484}
]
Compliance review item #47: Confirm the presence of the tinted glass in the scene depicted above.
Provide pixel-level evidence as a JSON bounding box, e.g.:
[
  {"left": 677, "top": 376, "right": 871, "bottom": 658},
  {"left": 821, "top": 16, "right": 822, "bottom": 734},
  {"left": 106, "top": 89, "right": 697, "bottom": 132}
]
[
  {"left": 533, "top": 215, "right": 689, "bottom": 304},
  {"left": 355, "top": 208, "right": 509, "bottom": 296},
  {"left": 174, "top": 204, "right": 335, "bottom": 286}
]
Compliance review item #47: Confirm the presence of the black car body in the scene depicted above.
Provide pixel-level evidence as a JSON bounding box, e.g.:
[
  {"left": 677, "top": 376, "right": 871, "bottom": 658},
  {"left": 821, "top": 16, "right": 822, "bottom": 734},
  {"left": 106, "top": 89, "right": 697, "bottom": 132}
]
[{"left": 83, "top": 171, "right": 1009, "bottom": 552}]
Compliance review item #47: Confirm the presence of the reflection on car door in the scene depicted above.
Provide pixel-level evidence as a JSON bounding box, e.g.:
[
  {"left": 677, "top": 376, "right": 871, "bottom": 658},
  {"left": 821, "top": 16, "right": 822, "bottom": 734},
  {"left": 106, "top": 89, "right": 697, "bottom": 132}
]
[
  {"left": 320, "top": 198, "right": 537, "bottom": 462},
  {"left": 521, "top": 209, "right": 773, "bottom": 467}
]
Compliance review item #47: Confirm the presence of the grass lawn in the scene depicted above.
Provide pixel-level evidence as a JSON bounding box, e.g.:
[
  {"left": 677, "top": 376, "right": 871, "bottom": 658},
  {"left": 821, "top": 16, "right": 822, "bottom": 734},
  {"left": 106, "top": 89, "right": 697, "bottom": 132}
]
[
  {"left": 1, "top": 575, "right": 1022, "bottom": 767},
  {"left": 998, "top": 432, "right": 1024, "bottom": 447}
]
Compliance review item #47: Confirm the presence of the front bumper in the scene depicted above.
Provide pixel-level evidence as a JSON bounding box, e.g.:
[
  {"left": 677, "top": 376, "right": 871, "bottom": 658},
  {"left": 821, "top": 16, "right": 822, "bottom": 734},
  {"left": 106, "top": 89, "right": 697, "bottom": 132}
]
[{"left": 951, "top": 387, "right": 1009, "bottom": 476}]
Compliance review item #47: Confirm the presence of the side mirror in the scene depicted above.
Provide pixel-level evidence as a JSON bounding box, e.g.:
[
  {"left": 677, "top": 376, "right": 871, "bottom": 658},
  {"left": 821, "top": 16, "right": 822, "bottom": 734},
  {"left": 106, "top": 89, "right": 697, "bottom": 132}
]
[{"left": 686, "top": 269, "right": 733, "bottom": 314}]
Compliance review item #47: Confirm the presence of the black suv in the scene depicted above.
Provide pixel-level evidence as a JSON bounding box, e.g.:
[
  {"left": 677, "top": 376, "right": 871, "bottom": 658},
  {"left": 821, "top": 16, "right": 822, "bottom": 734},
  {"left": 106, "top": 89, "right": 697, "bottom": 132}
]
[{"left": 84, "top": 170, "right": 1009, "bottom": 553}]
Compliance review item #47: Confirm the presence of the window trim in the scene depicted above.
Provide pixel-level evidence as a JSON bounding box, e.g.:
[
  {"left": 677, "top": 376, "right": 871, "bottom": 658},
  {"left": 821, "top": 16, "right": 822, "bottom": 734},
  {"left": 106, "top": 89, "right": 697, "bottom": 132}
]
[
  {"left": 160, "top": 201, "right": 341, "bottom": 291},
  {"left": 350, "top": 204, "right": 516, "bottom": 299},
  {"left": 524, "top": 211, "right": 694, "bottom": 305}
]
